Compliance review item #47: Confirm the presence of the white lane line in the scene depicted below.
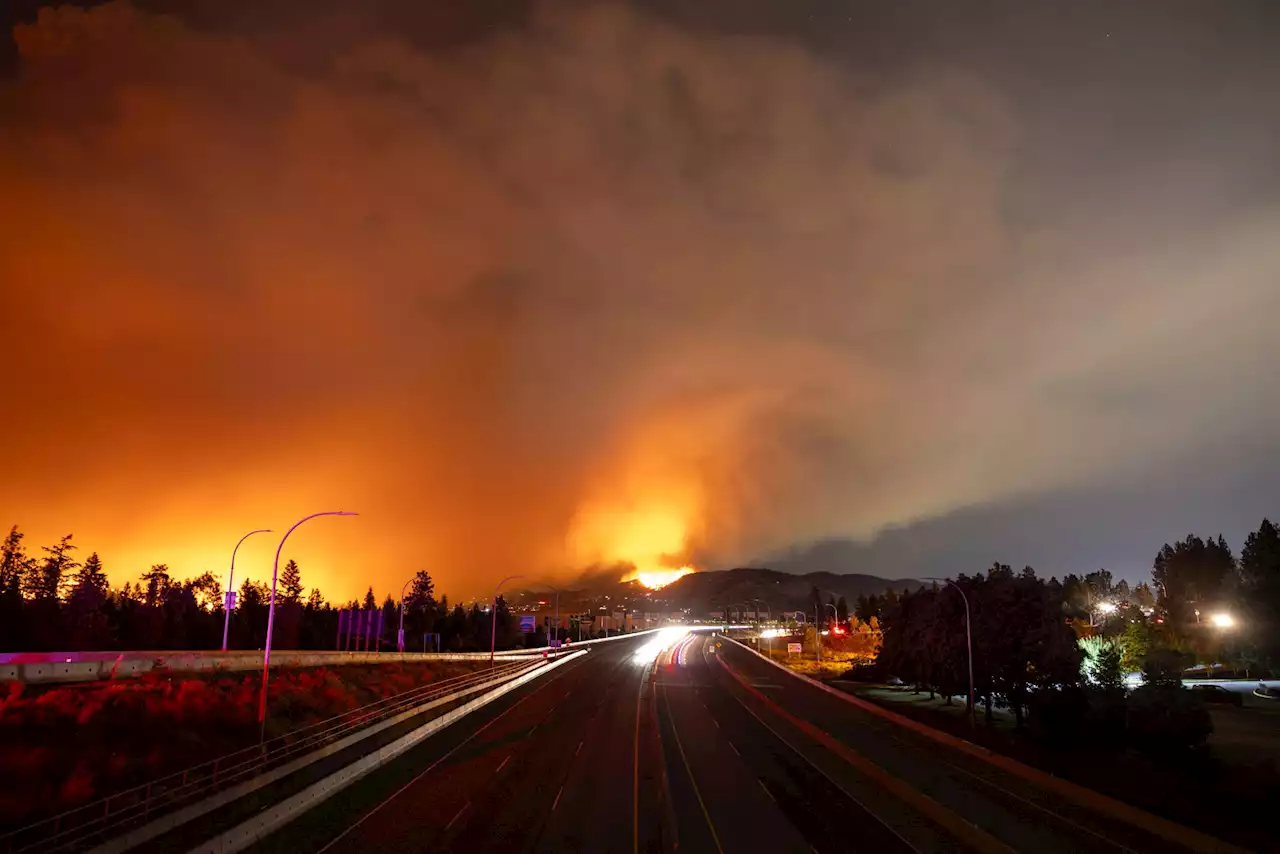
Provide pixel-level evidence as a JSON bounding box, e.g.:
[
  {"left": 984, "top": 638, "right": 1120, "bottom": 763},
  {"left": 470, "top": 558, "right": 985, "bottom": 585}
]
[
  {"left": 495, "top": 755, "right": 511, "bottom": 774},
  {"left": 314, "top": 656, "right": 583, "bottom": 854},
  {"left": 728, "top": 741, "right": 740, "bottom": 756},
  {"left": 758, "top": 779, "right": 776, "bottom": 802},
  {"left": 712, "top": 717, "right": 720, "bottom": 728},
  {"left": 575, "top": 740, "right": 584, "bottom": 756},
  {"left": 444, "top": 802, "right": 469, "bottom": 831},
  {"left": 529, "top": 723, "right": 540, "bottom": 735},
  {"left": 552, "top": 785, "right": 565, "bottom": 811}
]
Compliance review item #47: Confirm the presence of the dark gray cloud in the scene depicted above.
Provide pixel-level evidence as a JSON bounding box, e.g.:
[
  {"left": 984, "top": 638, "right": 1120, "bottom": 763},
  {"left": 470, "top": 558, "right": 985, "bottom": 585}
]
[{"left": 1, "top": 1, "right": 1277, "bottom": 599}]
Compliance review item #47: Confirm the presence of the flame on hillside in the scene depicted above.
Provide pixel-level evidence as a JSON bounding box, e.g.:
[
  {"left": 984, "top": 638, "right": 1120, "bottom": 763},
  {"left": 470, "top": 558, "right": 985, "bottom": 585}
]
[{"left": 625, "top": 565, "right": 696, "bottom": 590}]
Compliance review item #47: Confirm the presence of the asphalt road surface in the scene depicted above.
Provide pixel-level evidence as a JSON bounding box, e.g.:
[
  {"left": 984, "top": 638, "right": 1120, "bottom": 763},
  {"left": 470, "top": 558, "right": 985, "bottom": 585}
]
[
  {"left": 256, "top": 630, "right": 1229, "bottom": 853},
  {"left": 252, "top": 634, "right": 670, "bottom": 854}
]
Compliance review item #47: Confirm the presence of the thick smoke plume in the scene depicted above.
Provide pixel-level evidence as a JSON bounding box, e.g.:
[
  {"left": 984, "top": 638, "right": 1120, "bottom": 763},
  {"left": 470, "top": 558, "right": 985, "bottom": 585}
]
[{"left": 2, "top": 2, "right": 1277, "bottom": 597}]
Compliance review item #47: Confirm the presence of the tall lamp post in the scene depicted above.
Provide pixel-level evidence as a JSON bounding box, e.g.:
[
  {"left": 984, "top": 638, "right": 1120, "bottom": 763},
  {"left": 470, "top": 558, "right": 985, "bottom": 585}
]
[
  {"left": 259, "top": 511, "right": 357, "bottom": 740},
  {"left": 397, "top": 577, "right": 414, "bottom": 653},
  {"left": 223, "top": 528, "right": 271, "bottom": 652},
  {"left": 924, "top": 576, "right": 975, "bottom": 728},
  {"left": 818, "top": 603, "right": 837, "bottom": 662},
  {"left": 540, "top": 583, "right": 562, "bottom": 655},
  {"left": 490, "top": 575, "right": 525, "bottom": 667},
  {"left": 753, "top": 599, "right": 771, "bottom": 654}
]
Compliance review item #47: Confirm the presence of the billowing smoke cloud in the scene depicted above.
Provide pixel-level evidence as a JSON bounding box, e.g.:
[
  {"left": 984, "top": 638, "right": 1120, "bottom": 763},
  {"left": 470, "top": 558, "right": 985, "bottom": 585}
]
[{"left": 1, "top": 2, "right": 1277, "bottom": 599}]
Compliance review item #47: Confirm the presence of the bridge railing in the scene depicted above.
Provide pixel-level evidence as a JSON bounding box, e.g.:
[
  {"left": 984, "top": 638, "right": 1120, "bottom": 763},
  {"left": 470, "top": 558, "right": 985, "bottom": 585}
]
[{"left": 0, "top": 657, "right": 536, "bottom": 854}]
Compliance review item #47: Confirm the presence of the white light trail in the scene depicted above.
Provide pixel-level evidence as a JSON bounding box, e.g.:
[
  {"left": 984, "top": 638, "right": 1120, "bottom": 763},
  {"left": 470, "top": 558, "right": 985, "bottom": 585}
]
[{"left": 632, "top": 627, "right": 690, "bottom": 664}]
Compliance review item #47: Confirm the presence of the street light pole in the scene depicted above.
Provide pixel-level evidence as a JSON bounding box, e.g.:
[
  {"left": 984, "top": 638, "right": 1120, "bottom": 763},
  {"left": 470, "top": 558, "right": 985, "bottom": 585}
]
[
  {"left": 398, "top": 577, "right": 413, "bottom": 653},
  {"left": 223, "top": 528, "right": 271, "bottom": 652},
  {"left": 819, "top": 603, "right": 837, "bottom": 663},
  {"left": 753, "top": 598, "right": 771, "bottom": 654},
  {"left": 258, "top": 511, "right": 357, "bottom": 740},
  {"left": 549, "top": 586, "right": 561, "bottom": 655},
  {"left": 924, "top": 577, "right": 975, "bottom": 728},
  {"left": 490, "top": 575, "right": 525, "bottom": 667}
]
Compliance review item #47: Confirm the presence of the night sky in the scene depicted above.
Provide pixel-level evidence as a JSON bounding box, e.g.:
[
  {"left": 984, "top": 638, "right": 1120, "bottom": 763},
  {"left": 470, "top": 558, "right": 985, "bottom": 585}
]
[{"left": 2, "top": 1, "right": 1278, "bottom": 600}]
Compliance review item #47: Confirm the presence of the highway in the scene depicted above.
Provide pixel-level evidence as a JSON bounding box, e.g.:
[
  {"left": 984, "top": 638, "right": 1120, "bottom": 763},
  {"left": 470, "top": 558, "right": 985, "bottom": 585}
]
[
  {"left": 251, "top": 633, "right": 670, "bottom": 853},
  {"left": 253, "top": 630, "right": 1229, "bottom": 853}
]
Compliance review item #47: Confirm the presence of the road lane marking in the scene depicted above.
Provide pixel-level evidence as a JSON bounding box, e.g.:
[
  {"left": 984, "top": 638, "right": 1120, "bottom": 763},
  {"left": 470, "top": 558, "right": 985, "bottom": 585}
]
[
  {"left": 495, "top": 755, "right": 510, "bottom": 774},
  {"left": 758, "top": 779, "right": 776, "bottom": 802},
  {"left": 634, "top": 666, "right": 643, "bottom": 854},
  {"left": 728, "top": 740, "right": 740, "bottom": 756},
  {"left": 660, "top": 681, "right": 725, "bottom": 854},
  {"left": 716, "top": 651, "right": 1008, "bottom": 854},
  {"left": 723, "top": 636, "right": 1239, "bottom": 854},
  {"left": 552, "top": 785, "right": 565, "bottom": 811},
  {"left": 575, "top": 740, "right": 584, "bottom": 756},
  {"left": 444, "top": 802, "right": 469, "bottom": 831},
  {"left": 314, "top": 653, "right": 585, "bottom": 854}
]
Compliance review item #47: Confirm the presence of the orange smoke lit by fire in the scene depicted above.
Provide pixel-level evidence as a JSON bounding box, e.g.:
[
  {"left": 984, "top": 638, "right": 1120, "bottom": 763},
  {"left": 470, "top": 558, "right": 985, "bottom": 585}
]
[{"left": 625, "top": 566, "right": 696, "bottom": 590}]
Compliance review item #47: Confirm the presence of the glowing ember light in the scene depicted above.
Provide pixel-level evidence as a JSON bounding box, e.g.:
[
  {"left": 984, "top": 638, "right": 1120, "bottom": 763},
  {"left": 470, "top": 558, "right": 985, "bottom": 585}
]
[{"left": 625, "top": 565, "right": 696, "bottom": 590}]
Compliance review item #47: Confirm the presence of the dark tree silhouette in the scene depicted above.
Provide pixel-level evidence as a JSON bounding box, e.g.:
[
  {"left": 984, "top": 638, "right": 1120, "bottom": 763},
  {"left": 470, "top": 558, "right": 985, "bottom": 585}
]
[
  {"left": 280, "top": 559, "right": 304, "bottom": 603},
  {"left": 27, "top": 534, "right": 77, "bottom": 601},
  {"left": 140, "top": 564, "right": 171, "bottom": 608},
  {"left": 1152, "top": 534, "right": 1234, "bottom": 625}
]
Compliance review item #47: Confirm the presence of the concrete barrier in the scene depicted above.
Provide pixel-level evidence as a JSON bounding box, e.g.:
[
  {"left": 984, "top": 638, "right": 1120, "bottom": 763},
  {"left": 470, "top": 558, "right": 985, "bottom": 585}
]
[
  {"left": 1, "top": 629, "right": 663, "bottom": 685},
  {"left": 186, "top": 650, "right": 588, "bottom": 854},
  {"left": 89, "top": 658, "right": 546, "bottom": 854},
  {"left": 720, "top": 634, "right": 1245, "bottom": 854}
]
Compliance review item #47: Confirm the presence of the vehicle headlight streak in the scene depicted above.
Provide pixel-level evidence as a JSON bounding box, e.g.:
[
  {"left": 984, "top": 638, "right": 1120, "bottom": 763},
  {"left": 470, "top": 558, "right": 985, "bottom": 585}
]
[
  {"left": 632, "top": 628, "right": 690, "bottom": 665},
  {"left": 673, "top": 633, "right": 698, "bottom": 667}
]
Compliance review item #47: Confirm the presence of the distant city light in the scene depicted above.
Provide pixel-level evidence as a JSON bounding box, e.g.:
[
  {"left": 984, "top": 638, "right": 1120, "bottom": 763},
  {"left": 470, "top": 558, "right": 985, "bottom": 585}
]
[
  {"left": 1210, "top": 612, "right": 1234, "bottom": 628},
  {"left": 1097, "top": 602, "right": 1117, "bottom": 614}
]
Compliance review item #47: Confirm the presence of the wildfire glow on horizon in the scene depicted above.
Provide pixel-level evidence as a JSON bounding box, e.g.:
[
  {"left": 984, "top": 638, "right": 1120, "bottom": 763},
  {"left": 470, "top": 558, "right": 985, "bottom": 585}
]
[{"left": 624, "top": 565, "right": 697, "bottom": 590}]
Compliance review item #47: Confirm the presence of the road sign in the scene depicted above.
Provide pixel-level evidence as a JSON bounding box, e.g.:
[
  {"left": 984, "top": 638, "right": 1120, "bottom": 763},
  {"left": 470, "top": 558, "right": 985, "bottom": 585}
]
[
  {"left": 519, "top": 615, "right": 536, "bottom": 632},
  {"left": 225, "top": 590, "right": 237, "bottom": 610},
  {"left": 787, "top": 642, "right": 802, "bottom": 655}
]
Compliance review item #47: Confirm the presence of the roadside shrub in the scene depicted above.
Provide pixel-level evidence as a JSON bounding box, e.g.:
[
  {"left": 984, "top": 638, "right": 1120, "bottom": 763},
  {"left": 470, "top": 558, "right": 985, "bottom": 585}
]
[
  {"left": 1026, "top": 685, "right": 1088, "bottom": 745},
  {"left": 0, "top": 660, "right": 484, "bottom": 828},
  {"left": 1141, "top": 648, "right": 1190, "bottom": 689},
  {"left": 1083, "top": 686, "right": 1128, "bottom": 750},
  {"left": 839, "top": 660, "right": 888, "bottom": 682},
  {"left": 1127, "top": 684, "right": 1212, "bottom": 753}
]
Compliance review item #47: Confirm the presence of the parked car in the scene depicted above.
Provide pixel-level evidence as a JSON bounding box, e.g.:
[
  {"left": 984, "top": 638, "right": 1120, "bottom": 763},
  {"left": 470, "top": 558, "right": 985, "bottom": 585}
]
[{"left": 1189, "top": 684, "right": 1243, "bottom": 706}]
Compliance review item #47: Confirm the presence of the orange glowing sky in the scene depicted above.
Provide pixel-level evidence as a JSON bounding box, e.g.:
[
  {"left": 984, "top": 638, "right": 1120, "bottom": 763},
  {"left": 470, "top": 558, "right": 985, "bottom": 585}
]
[{"left": 3, "top": 2, "right": 1280, "bottom": 599}]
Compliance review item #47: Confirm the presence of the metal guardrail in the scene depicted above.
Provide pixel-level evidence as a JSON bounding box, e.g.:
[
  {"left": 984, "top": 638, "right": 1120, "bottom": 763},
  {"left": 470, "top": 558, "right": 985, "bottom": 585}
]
[
  {"left": 1, "top": 630, "right": 662, "bottom": 684},
  {"left": 0, "top": 658, "right": 535, "bottom": 854}
]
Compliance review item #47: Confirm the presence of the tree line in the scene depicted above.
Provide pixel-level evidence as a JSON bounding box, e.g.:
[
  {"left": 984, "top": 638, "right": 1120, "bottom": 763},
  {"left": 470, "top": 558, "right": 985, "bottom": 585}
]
[
  {"left": 0, "top": 525, "right": 554, "bottom": 653},
  {"left": 849, "top": 517, "right": 1280, "bottom": 749}
]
